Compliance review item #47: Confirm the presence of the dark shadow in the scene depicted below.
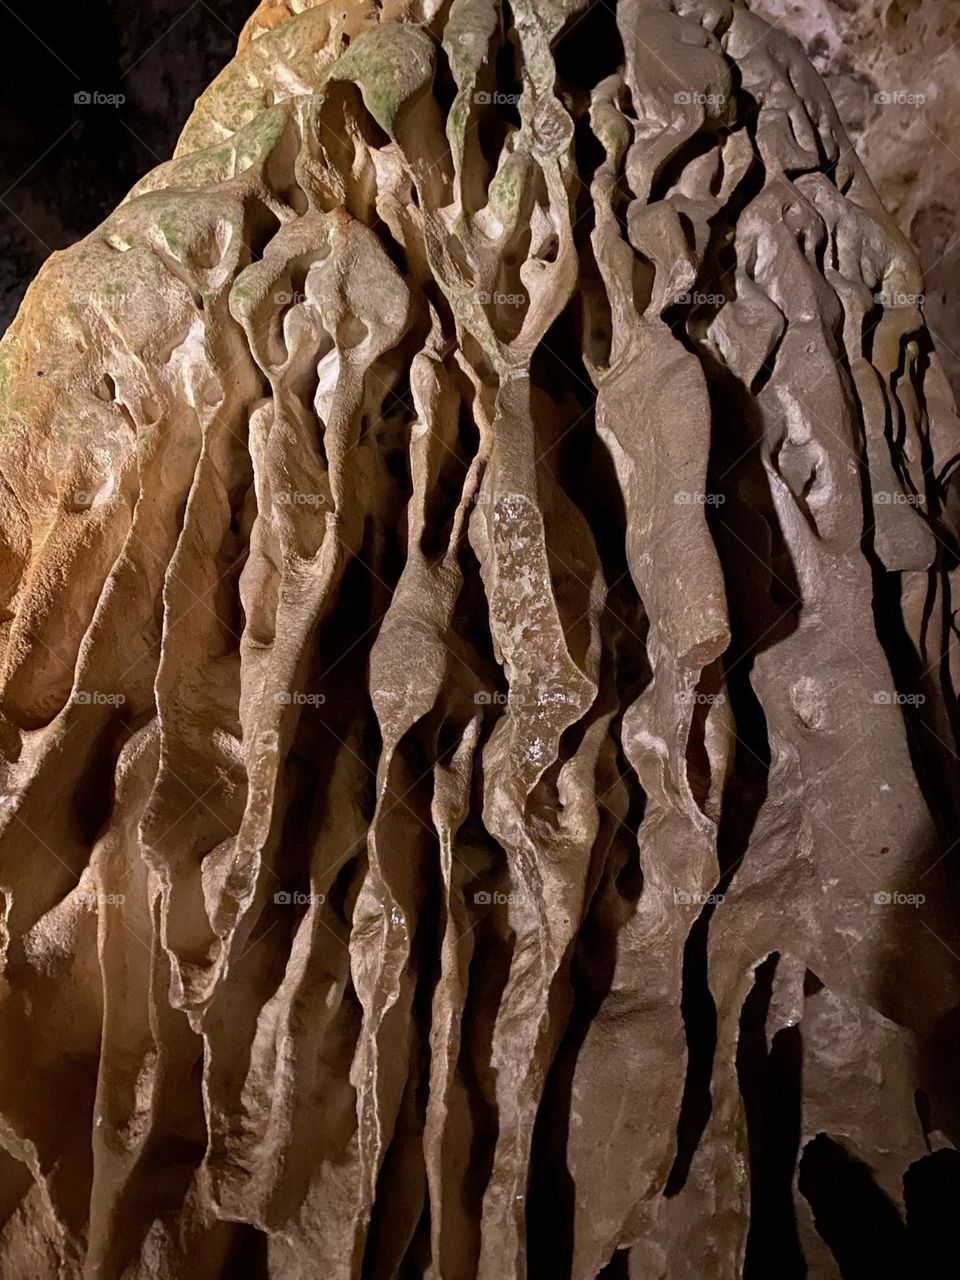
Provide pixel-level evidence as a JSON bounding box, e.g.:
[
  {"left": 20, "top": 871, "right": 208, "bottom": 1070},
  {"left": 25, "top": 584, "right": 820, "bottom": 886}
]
[
  {"left": 737, "top": 955, "right": 805, "bottom": 1278},
  {"left": 904, "top": 1148, "right": 960, "bottom": 1277},
  {"left": 799, "top": 1134, "right": 912, "bottom": 1279}
]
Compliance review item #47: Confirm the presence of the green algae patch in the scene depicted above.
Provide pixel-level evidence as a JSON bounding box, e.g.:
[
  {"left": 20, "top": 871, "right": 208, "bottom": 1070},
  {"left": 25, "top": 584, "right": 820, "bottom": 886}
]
[{"left": 317, "top": 25, "right": 435, "bottom": 136}]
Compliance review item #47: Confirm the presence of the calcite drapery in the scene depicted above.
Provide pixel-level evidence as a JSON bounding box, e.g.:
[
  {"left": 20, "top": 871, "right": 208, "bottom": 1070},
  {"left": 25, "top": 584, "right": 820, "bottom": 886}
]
[{"left": 0, "top": 0, "right": 959, "bottom": 1276}]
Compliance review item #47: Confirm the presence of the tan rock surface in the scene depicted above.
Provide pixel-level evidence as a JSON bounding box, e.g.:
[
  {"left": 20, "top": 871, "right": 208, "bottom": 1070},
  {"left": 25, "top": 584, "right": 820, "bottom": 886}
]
[
  {"left": 749, "top": 0, "right": 960, "bottom": 400},
  {"left": 0, "top": 1, "right": 958, "bottom": 1276}
]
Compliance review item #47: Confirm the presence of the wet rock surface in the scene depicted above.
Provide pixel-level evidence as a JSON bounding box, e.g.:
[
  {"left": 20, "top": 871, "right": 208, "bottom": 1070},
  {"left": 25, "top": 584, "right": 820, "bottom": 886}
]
[{"left": 750, "top": 0, "right": 960, "bottom": 401}]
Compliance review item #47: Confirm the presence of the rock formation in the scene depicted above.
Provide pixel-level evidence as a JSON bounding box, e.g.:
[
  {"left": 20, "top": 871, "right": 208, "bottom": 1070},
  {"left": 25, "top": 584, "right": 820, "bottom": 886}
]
[
  {"left": 0, "top": 1, "right": 958, "bottom": 1276},
  {"left": 749, "top": 0, "right": 960, "bottom": 407}
]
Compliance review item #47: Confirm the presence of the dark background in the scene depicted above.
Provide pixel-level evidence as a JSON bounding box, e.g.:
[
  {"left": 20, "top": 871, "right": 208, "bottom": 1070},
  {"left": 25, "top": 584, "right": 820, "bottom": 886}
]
[
  {"left": 0, "top": 0, "right": 253, "bottom": 332},
  {"left": 2, "top": 1, "right": 958, "bottom": 406}
]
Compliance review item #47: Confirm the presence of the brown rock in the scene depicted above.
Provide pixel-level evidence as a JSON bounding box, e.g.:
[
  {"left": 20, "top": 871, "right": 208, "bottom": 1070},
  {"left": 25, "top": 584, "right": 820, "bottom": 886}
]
[
  {"left": 749, "top": 0, "right": 960, "bottom": 401},
  {"left": 0, "top": 1, "right": 957, "bottom": 1276}
]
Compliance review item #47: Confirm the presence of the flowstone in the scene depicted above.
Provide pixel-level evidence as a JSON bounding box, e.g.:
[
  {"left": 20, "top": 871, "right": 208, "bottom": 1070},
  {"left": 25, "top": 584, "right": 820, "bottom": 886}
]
[{"left": 0, "top": 2, "right": 958, "bottom": 1276}]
